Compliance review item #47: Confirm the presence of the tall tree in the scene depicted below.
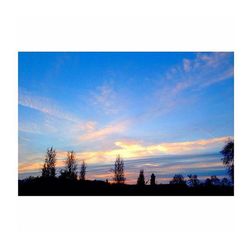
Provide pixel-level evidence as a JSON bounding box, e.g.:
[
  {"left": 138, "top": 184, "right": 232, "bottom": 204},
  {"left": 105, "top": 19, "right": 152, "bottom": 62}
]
[
  {"left": 137, "top": 170, "right": 145, "bottom": 186},
  {"left": 60, "top": 151, "right": 78, "bottom": 180},
  {"left": 42, "top": 147, "right": 56, "bottom": 178},
  {"left": 80, "top": 160, "right": 87, "bottom": 181},
  {"left": 221, "top": 139, "right": 234, "bottom": 183},
  {"left": 112, "top": 155, "right": 125, "bottom": 184},
  {"left": 150, "top": 173, "right": 156, "bottom": 185}
]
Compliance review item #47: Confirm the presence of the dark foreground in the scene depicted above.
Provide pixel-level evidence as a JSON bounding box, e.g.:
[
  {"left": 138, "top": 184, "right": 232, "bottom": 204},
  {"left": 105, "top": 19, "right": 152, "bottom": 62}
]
[{"left": 18, "top": 178, "right": 234, "bottom": 196}]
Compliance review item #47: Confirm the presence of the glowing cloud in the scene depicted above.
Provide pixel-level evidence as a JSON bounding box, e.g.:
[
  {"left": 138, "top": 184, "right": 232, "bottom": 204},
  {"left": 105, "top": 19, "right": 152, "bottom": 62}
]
[
  {"left": 79, "top": 121, "right": 128, "bottom": 141},
  {"left": 19, "top": 136, "right": 231, "bottom": 173}
]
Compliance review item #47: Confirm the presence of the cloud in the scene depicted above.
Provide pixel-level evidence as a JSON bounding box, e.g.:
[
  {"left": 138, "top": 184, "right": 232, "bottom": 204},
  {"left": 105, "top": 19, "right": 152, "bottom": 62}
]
[
  {"left": 19, "top": 89, "right": 101, "bottom": 141},
  {"left": 150, "top": 52, "right": 234, "bottom": 118},
  {"left": 171, "top": 52, "right": 234, "bottom": 94},
  {"left": 114, "top": 136, "right": 230, "bottom": 157},
  {"left": 79, "top": 120, "right": 128, "bottom": 141},
  {"left": 19, "top": 89, "right": 80, "bottom": 123},
  {"left": 183, "top": 58, "right": 191, "bottom": 72},
  {"left": 91, "top": 83, "right": 120, "bottom": 115},
  {"left": 19, "top": 136, "right": 231, "bottom": 173},
  {"left": 19, "top": 122, "right": 44, "bottom": 134}
]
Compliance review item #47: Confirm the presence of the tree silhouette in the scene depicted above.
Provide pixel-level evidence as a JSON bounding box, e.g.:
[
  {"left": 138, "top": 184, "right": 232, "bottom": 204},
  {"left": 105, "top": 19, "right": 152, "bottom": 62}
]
[
  {"left": 60, "top": 151, "right": 78, "bottom": 180},
  {"left": 79, "top": 160, "right": 87, "bottom": 180},
  {"left": 205, "top": 178, "right": 212, "bottom": 186},
  {"left": 169, "top": 174, "right": 186, "bottom": 185},
  {"left": 150, "top": 173, "right": 156, "bottom": 185},
  {"left": 221, "top": 140, "right": 234, "bottom": 183},
  {"left": 221, "top": 177, "right": 230, "bottom": 186},
  {"left": 205, "top": 176, "right": 220, "bottom": 186},
  {"left": 137, "top": 170, "right": 145, "bottom": 186},
  {"left": 111, "top": 155, "right": 125, "bottom": 184},
  {"left": 210, "top": 175, "right": 220, "bottom": 186},
  {"left": 187, "top": 174, "right": 200, "bottom": 187},
  {"left": 42, "top": 147, "right": 56, "bottom": 178}
]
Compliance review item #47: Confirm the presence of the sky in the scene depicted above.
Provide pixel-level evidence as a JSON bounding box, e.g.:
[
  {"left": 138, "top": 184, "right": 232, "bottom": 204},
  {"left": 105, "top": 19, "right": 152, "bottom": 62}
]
[{"left": 18, "top": 52, "right": 234, "bottom": 183}]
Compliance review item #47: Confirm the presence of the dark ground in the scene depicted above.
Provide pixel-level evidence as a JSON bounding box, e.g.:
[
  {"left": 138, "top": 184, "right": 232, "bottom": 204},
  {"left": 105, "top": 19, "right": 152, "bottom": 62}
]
[{"left": 18, "top": 178, "right": 234, "bottom": 196}]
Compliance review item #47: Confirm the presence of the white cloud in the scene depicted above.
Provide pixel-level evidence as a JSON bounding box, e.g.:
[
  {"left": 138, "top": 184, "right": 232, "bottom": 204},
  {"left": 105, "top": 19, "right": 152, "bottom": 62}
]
[
  {"left": 151, "top": 52, "right": 234, "bottom": 117},
  {"left": 91, "top": 83, "right": 120, "bottom": 115},
  {"left": 183, "top": 58, "right": 191, "bottom": 72},
  {"left": 19, "top": 136, "right": 232, "bottom": 172},
  {"left": 79, "top": 120, "right": 128, "bottom": 142},
  {"left": 19, "top": 89, "right": 80, "bottom": 123}
]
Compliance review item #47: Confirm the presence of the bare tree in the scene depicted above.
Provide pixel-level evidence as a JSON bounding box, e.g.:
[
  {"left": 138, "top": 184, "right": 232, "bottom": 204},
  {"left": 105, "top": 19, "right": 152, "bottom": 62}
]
[
  {"left": 111, "top": 155, "right": 125, "bottom": 184},
  {"left": 60, "top": 151, "right": 78, "bottom": 180},
  {"left": 80, "top": 160, "right": 87, "bottom": 180},
  {"left": 42, "top": 147, "right": 56, "bottom": 178},
  {"left": 221, "top": 139, "right": 234, "bottom": 183}
]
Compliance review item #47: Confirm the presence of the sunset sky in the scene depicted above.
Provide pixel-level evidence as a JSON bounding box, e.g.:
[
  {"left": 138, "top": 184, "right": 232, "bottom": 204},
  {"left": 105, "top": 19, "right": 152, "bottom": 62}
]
[{"left": 18, "top": 52, "right": 234, "bottom": 182}]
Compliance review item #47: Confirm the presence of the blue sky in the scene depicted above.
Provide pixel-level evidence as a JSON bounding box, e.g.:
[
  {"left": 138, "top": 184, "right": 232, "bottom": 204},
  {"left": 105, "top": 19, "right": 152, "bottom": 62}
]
[{"left": 18, "top": 52, "right": 234, "bottom": 180}]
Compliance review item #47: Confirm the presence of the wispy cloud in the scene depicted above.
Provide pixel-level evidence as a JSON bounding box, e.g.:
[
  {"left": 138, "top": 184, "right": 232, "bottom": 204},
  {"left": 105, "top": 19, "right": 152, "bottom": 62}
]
[
  {"left": 79, "top": 120, "right": 128, "bottom": 142},
  {"left": 171, "top": 52, "right": 233, "bottom": 93},
  {"left": 19, "top": 89, "right": 102, "bottom": 139},
  {"left": 112, "top": 136, "right": 230, "bottom": 158},
  {"left": 91, "top": 83, "right": 120, "bottom": 115},
  {"left": 147, "top": 52, "right": 233, "bottom": 118},
  {"left": 19, "top": 89, "right": 80, "bottom": 123},
  {"left": 19, "top": 136, "right": 231, "bottom": 173}
]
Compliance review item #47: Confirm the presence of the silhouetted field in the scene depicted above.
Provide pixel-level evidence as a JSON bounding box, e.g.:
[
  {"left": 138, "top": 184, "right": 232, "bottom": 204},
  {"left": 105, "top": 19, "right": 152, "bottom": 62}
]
[{"left": 18, "top": 177, "right": 233, "bottom": 196}]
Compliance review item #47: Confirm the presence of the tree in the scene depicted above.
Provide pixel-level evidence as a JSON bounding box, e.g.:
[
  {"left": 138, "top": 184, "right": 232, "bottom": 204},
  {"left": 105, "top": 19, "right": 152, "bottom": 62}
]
[
  {"left": 210, "top": 175, "right": 220, "bottom": 186},
  {"left": 111, "top": 155, "right": 125, "bottom": 184},
  {"left": 221, "top": 177, "right": 230, "bottom": 186},
  {"left": 137, "top": 170, "right": 145, "bottom": 186},
  {"left": 60, "top": 151, "right": 78, "bottom": 180},
  {"left": 205, "top": 178, "right": 212, "bottom": 186},
  {"left": 187, "top": 174, "right": 200, "bottom": 187},
  {"left": 205, "top": 175, "right": 220, "bottom": 186},
  {"left": 42, "top": 147, "right": 56, "bottom": 178},
  {"left": 150, "top": 173, "right": 156, "bottom": 185},
  {"left": 221, "top": 139, "right": 234, "bottom": 183},
  {"left": 169, "top": 174, "right": 186, "bottom": 185},
  {"left": 79, "top": 160, "right": 87, "bottom": 180}
]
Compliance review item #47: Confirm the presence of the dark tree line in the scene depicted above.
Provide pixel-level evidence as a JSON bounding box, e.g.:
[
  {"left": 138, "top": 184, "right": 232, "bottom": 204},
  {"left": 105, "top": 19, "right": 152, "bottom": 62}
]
[{"left": 40, "top": 139, "right": 234, "bottom": 186}]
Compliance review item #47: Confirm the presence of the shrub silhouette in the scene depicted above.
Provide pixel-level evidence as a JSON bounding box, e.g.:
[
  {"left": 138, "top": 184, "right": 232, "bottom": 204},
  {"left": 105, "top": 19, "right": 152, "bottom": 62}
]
[
  {"left": 211, "top": 175, "right": 220, "bottom": 186},
  {"left": 205, "top": 175, "right": 220, "bottom": 186},
  {"left": 187, "top": 174, "right": 200, "bottom": 187},
  {"left": 221, "top": 177, "right": 230, "bottom": 186},
  {"left": 111, "top": 155, "right": 125, "bottom": 184},
  {"left": 221, "top": 139, "right": 234, "bottom": 183},
  {"left": 137, "top": 170, "right": 145, "bottom": 186},
  {"left": 169, "top": 174, "right": 186, "bottom": 185},
  {"left": 41, "top": 147, "right": 56, "bottom": 178}
]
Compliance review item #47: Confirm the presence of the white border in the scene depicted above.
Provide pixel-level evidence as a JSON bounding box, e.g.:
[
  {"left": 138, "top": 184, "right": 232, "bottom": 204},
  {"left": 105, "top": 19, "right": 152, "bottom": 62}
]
[{"left": 1, "top": 1, "right": 250, "bottom": 249}]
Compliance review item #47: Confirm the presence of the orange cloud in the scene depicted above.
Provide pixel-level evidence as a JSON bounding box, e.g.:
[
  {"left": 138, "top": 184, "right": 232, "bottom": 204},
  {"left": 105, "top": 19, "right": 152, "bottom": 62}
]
[
  {"left": 79, "top": 121, "right": 128, "bottom": 141},
  {"left": 19, "top": 136, "right": 231, "bottom": 174}
]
